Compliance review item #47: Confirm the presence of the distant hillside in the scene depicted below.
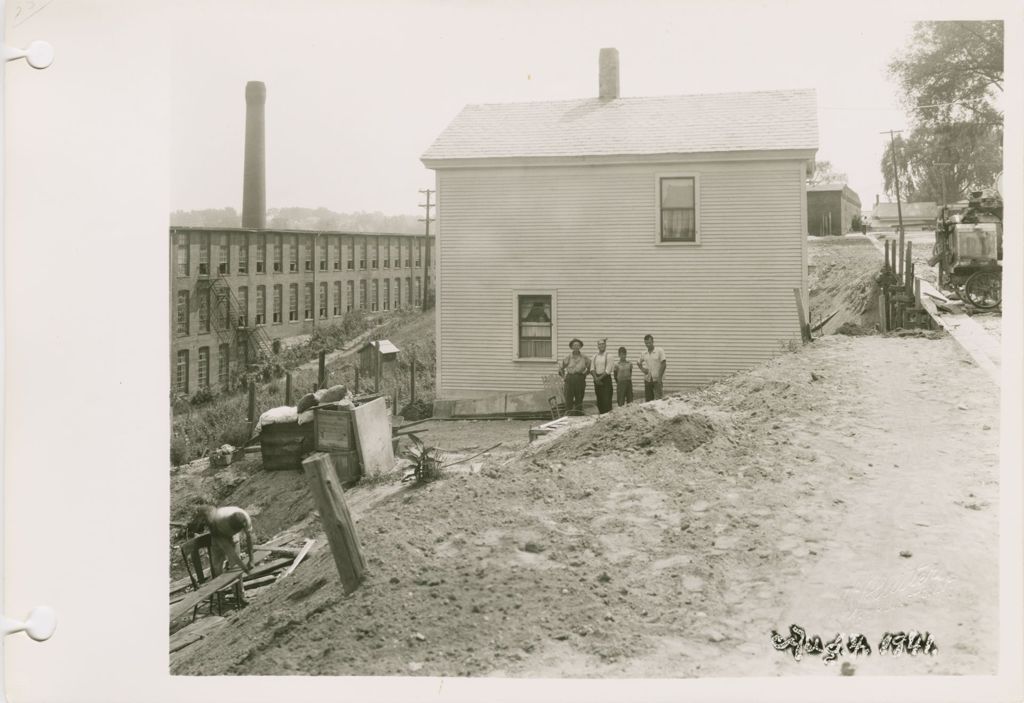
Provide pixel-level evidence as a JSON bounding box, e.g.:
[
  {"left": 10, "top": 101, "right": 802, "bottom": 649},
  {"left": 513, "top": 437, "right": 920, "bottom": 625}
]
[{"left": 170, "top": 207, "right": 422, "bottom": 234}]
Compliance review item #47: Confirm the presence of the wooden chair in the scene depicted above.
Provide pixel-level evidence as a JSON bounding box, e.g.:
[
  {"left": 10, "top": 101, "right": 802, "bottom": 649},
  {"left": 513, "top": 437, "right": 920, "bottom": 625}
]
[{"left": 177, "top": 533, "right": 246, "bottom": 622}]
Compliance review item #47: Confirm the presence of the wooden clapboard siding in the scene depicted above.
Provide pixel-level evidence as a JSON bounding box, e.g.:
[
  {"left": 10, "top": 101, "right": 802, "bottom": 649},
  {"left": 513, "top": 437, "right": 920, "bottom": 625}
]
[{"left": 434, "top": 158, "right": 807, "bottom": 398}]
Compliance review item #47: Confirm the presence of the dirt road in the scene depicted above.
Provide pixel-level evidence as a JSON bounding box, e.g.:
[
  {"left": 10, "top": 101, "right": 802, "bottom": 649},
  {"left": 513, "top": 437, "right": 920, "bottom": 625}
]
[{"left": 172, "top": 333, "right": 998, "bottom": 678}]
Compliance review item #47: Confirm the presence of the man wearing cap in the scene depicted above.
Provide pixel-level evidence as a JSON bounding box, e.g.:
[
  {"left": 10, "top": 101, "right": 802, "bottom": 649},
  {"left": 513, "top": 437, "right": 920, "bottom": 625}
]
[
  {"left": 590, "top": 338, "right": 614, "bottom": 415},
  {"left": 559, "top": 338, "right": 591, "bottom": 416},
  {"left": 638, "top": 334, "right": 667, "bottom": 401}
]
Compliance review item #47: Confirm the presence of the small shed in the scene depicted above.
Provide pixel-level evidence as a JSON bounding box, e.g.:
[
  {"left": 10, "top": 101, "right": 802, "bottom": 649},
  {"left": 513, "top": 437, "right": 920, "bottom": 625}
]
[{"left": 358, "top": 339, "right": 400, "bottom": 376}]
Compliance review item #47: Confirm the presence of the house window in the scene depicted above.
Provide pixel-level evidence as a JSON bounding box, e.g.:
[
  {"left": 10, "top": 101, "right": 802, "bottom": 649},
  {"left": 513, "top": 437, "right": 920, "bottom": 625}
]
[
  {"left": 406, "top": 277, "right": 412, "bottom": 305},
  {"left": 383, "top": 279, "right": 390, "bottom": 310},
  {"left": 371, "top": 241, "right": 378, "bottom": 269},
  {"left": 255, "top": 286, "right": 266, "bottom": 325},
  {"left": 415, "top": 277, "right": 422, "bottom": 306},
  {"left": 273, "top": 284, "right": 283, "bottom": 323},
  {"left": 290, "top": 236, "right": 298, "bottom": 272},
  {"left": 175, "top": 350, "right": 189, "bottom": 395},
  {"left": 218, "top": 343, "right": 231, "bottom": 391},
  {"left": 658, "top": 175, "right": 699, "bottom": 242},
  {"left": 274, "top": 235, "right": 283, "bottom": 272},
  {"left": 394, "top": 278, "right": 401, "bottom": 309},
  {"left": 198, "top": 288, "right": 211, "bottom": 333},
  {"left": 198, "top": 347, "right": 210, "bottom": 389},
  {"left": 371, "top": 280, "right": 379, "bottom": 311},
  {"left": 406, "top": 239, "right": 412, "bottom": 268},
  {"left": 319, "top": 239, "right": 327, "bottom": 271},
  {"left": 359, "top": 240, "right": 367, "bottom": 270},
  {"left": 256, "top": 236, "right": 266, "bottom": 273},
  {"left": 237, "top": 236, "right": 249, "bottom": 274},
  {"left": 198, "top": 233, "right": 210, "bottom": 275},
  {"left": 334, "top": 236, "right": 342, "bottom": 270},
  {"left": 348, "top": 241, "right": 356, "bottom": 269},
  {"left": 347, "top": 281, "right": 355, "bottom": 312},
  {"left": 176, "top": 233, "right": 190, "bottom": 276},
  {"left": 304, "top": 238, "right": 313, "bottom": 271},
  {"left": 218, "top": 234, "right": 229, "bottom": 274},
  {"left": 304, "top": 283, "right": 313, "bottom": 320},
  {"left": 516, "top": 294, "right": 554, "bottom": 359},
  {"left": 333, "top": 281, "right": 342, "bottom": 316},
  {"left": 415, "top": 242, "right": 421, "bottom": 267},
  {"left": 383, "top": 238, "right": 390, "bottom": 268},
  {"left": 176, "top": 290, "right": 190, "bottom": 335},
  {"left": 319, "top": 282, "right": 328, "bottom": 319},
  {"left": 238, "top": 286, "right": 248, "bottom": 327},
  {"left": 289, "top": 283, "right": 299, "bottom": 321},
  {"left": 359, "top": 280, "right": 367, "bottom": 310}
]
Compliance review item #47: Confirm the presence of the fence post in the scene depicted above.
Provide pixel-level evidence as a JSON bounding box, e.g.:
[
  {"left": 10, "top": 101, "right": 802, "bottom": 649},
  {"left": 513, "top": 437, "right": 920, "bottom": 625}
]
[
  {"left": 354, "top": 367, "right": 361, "bottom": 394},
  {"left": 285, "top": 372, "right": 293, "bottom": 406},
  {"left": 247, "top": 382, "right": 256, "bottom": 436},
  {"left": 318, "top": 351, "right": 326, "bottom": 389},
  {"left": 302, "top": 452, "right": 366, "bottom": 593},
  {"left": 410, "top": 351, "right": 416, "bottom": 405}
]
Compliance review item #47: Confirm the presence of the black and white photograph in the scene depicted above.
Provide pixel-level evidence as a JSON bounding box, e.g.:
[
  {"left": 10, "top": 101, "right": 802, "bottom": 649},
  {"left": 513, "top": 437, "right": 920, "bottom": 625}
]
[
  {"left": 161, "top": 2, "right": 1015, "bottom": 680},
  {"left": 3, "top": 0, "right": 1021, "bottom": 700}
]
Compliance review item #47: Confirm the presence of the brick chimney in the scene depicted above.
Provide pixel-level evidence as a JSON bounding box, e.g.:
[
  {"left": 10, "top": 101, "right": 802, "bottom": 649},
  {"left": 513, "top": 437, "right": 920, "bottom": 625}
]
[
  {"left": 242, "top": 81, "right": 267, "bottom": 229},
  {"left": 599, "top": 48, "right": 619, "bottom": 100}
]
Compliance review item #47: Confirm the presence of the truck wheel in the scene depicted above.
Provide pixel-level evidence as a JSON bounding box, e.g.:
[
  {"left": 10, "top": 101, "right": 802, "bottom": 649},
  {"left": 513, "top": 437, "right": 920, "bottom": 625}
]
[{"left": 963, "top": 271, "right": 1001, "bottom": 309}]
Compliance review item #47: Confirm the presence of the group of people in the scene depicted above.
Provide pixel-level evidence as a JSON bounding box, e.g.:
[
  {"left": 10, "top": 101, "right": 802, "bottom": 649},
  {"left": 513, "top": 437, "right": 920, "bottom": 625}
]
[{"left": 557, "top": 335, "right": 667, "bottom": 416}]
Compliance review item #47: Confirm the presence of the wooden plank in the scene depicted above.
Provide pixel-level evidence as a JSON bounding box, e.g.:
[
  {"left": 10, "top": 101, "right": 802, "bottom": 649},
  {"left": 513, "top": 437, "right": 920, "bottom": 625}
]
[
  {"left": 792, "top": 288, "right": 811, "bottom": 343},
  {"left": 281, "top": 539, "right": 316, "bottom": 579},
  {"left": 169, "top": 616, "right": 227, "bottom": 653},
  {"left": 350, "top": 396, "right": 395, "bottom": 476},
  {"left": 170, "top": 572, "right": 242, "bottom": 621},
  {"left": 241, "top": 557, "right": 292, "bottom": 581},
  {"left": 302, "top": 452, "right": 366, "bottom": 593}
]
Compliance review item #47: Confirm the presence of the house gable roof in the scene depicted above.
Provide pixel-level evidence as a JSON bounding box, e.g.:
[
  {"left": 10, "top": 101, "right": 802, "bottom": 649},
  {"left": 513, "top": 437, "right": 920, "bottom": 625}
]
[{"left": 422, "top": 89, "right": 818, "bottom": 163}]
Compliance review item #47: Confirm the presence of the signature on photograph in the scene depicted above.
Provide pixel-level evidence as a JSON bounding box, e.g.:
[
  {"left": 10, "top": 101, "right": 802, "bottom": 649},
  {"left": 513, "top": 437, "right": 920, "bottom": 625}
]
[{"left": 771, "top": 624, "right": 938, "bottom": 663}]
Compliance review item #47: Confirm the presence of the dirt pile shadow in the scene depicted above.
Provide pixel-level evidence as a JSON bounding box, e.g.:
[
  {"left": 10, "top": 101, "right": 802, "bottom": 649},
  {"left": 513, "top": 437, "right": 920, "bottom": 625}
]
[
  {"left": 541, "top": 404, "right": 715, "bottom": 459},
  {"left": 809, "top": 237, "right": 883, "bottom": 334}
]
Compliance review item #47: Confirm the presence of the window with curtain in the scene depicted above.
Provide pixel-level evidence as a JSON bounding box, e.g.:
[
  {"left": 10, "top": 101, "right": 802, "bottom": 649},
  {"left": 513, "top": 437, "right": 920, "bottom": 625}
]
[
  {"left": 660, "top": 177, "right": 696, "bottom": 242},
  {"left": 517, "top": 295, "right": 552, "bottom": 359}
]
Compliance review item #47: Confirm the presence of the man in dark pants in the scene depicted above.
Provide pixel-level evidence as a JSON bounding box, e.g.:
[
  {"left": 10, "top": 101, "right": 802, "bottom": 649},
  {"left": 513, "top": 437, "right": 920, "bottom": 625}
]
[
  {"left": 559, "top": 338, "right": 590, "bottom": 416},
  {"left": 590, "top": 337, "right": 614, "bottom": 414}
]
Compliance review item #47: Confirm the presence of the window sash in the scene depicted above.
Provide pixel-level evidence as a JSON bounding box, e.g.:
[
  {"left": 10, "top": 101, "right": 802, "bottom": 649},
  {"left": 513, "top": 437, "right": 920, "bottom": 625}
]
[
  {"left": 659, "top": 176, "right": 697, "bottom": 242},
  {"left": 517, "top": 295, "right": 552, "bottom": 359}
]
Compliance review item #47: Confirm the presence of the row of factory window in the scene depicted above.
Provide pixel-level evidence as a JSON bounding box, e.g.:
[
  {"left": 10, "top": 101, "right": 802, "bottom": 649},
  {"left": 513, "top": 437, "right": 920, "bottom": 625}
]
[
  {"left": 175, "top": 232, "right": 429, "bottom": 277},
  {"left": 176, "top": 278, "right": 423, "bottom": 336},
  {"left": 175, "top": 345, "right": 233, "bottom": 396}
]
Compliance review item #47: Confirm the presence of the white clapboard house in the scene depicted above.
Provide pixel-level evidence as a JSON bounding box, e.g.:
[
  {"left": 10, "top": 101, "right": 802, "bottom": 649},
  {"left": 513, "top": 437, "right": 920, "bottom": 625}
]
[{"left": 421, "top": 49, "right": 818, "bottom": 407}]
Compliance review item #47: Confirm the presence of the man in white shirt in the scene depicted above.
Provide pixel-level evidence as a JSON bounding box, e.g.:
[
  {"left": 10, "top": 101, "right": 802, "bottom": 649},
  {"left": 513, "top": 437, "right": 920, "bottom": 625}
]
[
  {"left": 638, "top": 334, "right": 667, "bottom": 401},
  {"left": 590, "top": 338, "right": 614, "bottom": 414}
]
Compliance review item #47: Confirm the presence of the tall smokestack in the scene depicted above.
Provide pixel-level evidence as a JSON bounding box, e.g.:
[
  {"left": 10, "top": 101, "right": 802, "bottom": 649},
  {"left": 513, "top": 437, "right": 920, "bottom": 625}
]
[
  {"left": 242, "top": 81, "right": 267, "bottom": 229},
  {"left": 599, "top": 48, "right": 619, "bottom": 100}
]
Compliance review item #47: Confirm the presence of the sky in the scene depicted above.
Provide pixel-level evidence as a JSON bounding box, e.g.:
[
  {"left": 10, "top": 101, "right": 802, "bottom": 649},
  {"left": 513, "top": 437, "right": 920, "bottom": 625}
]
[{"left": 170, "top": 0, "right": 1006, "bottom": 217}]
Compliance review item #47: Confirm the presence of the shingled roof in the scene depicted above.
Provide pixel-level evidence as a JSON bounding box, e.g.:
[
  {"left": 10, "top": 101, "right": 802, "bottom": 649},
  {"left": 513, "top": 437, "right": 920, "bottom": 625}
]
[{"left": 422, "top": 89, "right": 818, "bottom": 162}]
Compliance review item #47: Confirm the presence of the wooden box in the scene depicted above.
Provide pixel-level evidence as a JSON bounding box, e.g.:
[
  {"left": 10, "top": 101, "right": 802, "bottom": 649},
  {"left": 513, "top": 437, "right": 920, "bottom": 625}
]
[
  {"left": 314, "top": 408, "right": 355, "bottom": 451},
  {"left": 328, "top": 450, "right": 361, "bottom": 487},
  {"left": 260, "top": 421, "right": 315, "bottom": 471}
]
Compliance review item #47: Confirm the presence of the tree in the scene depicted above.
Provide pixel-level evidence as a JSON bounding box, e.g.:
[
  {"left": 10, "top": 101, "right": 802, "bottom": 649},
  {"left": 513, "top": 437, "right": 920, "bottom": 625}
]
[
  {"left": 808, "top": 160, "right": 848, "bottom": 186},
  {"left": 884, "top": 21, "right": 1003, "bottom": 202},
  {"left": 889, "top": 21, "right": 1003, "bottom": 125}
]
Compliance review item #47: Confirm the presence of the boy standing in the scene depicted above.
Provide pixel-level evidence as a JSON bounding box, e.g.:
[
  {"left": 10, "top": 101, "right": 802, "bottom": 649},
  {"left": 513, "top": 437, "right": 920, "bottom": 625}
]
[{"left": 615, "top": 346, "right": 633, "bottom": 407}]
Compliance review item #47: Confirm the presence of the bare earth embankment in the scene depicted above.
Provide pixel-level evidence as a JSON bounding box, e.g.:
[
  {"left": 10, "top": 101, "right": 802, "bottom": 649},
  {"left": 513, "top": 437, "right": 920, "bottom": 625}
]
[{"left": 172, "top": 332, "right": 998, "bottom": 677}]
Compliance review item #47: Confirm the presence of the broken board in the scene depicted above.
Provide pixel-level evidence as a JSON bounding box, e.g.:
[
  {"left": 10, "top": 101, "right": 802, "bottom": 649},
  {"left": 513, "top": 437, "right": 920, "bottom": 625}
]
[{"left": 351, "top": 396, "right": 394, "bottom": 476}]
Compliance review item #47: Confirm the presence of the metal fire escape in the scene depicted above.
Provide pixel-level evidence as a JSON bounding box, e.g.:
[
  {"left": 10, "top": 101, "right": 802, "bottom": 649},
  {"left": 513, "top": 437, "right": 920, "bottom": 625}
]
[{"left": 195, "top": 276, "right": 274, "bottom": 366}]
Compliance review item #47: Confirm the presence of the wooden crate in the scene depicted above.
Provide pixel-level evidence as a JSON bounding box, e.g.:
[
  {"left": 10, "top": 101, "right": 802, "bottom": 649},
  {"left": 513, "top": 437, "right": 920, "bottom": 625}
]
[
  {"left": 314, "top": 408, "right": 355, "bottom": 451},
  {"left": 328, "top": 450, "right": 361, "bottom": 486},
  {"left": 260, "top": 422, "right": 315, "bottom": 471}
]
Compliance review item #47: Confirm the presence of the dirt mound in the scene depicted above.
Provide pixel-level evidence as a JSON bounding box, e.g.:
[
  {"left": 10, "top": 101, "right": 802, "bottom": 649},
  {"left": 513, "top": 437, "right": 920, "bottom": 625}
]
[
  {"left": 808, "top": 237, "right": 882, "bottom": 335},
  {"left": 542, "top": 405, "right": 714, "bottom": 458}
]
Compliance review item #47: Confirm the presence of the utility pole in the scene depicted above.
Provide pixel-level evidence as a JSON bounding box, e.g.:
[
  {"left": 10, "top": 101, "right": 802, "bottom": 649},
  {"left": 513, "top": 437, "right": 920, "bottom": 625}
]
[
  {"left": 934, "top": 162, "right": 954, "bottom": 211},
  {"left": 418, "top": 189, "right": 435, "bottom": 310},
  {"left": 881, "top": 130, "right": 906, "bottom": 274}
]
